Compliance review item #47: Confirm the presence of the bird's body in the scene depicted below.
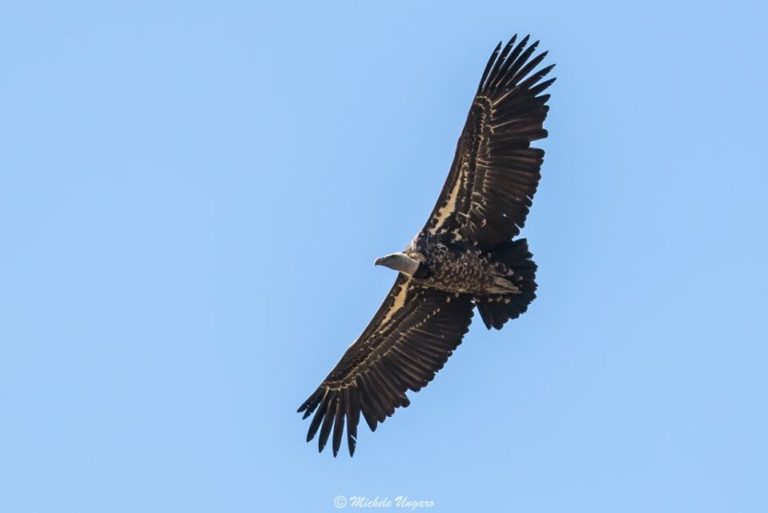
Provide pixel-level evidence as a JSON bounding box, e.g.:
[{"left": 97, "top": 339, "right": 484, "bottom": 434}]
[
  {"left": 298, "top": 35, "right": 555, "bottom": 456},
  {"left": 403, "top": 233, "right": 524, "bottom": 296}
]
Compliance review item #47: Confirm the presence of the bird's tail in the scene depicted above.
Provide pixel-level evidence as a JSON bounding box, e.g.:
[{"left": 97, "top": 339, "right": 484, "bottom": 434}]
[{"left": 476, "top": 239, "right": 537, "bottom": 330}]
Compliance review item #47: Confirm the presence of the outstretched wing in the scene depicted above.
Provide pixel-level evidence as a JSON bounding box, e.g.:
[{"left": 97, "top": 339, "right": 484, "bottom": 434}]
[
  {"left": 297, "top": 275, "right": 474, "bottom": 456},
  {"left": 424, "top": 35, "right": 555, "bottom": 250}
]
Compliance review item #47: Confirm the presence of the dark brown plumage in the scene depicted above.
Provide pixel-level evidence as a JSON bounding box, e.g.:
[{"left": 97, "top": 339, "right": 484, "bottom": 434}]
[{"left": 298, "top": 35, "right": 554, "bottom": 456}]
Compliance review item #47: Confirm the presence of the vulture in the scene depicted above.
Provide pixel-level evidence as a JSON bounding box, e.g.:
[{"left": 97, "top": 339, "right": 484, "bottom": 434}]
[{"left": 298, "top": 35, "right": 555, "bottom": 456}]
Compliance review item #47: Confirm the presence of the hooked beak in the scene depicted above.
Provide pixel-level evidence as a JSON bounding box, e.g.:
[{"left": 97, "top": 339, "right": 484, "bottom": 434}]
[{"left": 373, "top": 253, "right": 420, "bottom": 276}]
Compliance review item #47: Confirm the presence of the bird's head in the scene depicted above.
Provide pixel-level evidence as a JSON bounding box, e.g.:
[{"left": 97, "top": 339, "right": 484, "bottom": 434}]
[{"left": 374, "top": 252, "right": 421, "bottom": 276}]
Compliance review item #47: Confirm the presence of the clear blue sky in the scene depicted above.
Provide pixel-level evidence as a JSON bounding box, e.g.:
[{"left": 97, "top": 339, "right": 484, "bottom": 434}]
[{"left": 1, "top": 1, "right": 766, "bottom": 512}]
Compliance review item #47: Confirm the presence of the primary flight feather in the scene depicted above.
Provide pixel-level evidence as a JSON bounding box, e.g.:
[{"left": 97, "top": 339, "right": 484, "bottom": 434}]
[{"left": 298, "top": 35, "right": 555, "bottom": 456}]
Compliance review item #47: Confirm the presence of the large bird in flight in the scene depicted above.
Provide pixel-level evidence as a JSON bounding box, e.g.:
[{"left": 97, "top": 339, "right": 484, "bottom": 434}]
[{"left": 298, "top": 35, "right": 555, "bottom": 456}]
